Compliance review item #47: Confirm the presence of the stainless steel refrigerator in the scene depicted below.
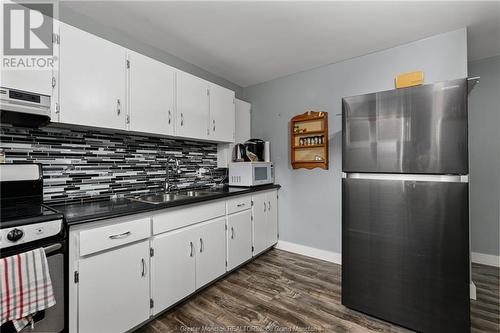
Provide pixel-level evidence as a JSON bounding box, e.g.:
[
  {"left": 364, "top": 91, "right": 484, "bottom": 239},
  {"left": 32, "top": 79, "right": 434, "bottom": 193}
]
[{"left": 342, "top": 78, "right": 471, "bottom": 333}]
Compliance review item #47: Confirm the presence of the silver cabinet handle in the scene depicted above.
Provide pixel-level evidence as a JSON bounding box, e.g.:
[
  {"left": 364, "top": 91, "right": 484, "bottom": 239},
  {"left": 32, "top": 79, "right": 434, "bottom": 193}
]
[
  {"left": 189, "top": 241, "right": 194, "bottom": 257},
  {"left": 109, "top": 231, "right": 131, "bottom": 239},
  {"left": 180, "top": 113, "right": 184, "bottom": 126},
  {"left": 264, "top": 202, "right": 267, "bottom": 212},
  {"left": 231, "top": 226, "right": 235, "bottom": 239},
  {"left": 199, "top": 238, "right": 204, "bottom": 253},
  {"left": 268, "top": 201, "right": 271, "bottom": 211},
  {"left": 116, "top": 99, "right": 121, "bottom": 115},
  {"left": 213, "top": 119, "right": 216, "bottom": 132},
  {"left": 141, "top": 258, "right": 146, "bottom": 277},
  {"left": 236, "top": 203, "right": 245, "bottom": 207},
  {"left": 168, "top": 110, "right": 172, "bottom": 124}
]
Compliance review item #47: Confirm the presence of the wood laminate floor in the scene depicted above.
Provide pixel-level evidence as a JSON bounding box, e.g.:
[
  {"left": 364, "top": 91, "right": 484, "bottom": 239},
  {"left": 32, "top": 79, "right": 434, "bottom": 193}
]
[{"left": 136, "top": 249, "right": 500, "bottom": 333}]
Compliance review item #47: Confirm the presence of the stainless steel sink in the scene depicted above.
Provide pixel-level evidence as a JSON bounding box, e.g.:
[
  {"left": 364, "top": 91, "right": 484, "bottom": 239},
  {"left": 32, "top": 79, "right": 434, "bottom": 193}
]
[
  {"left": 130, "top": 189, "right": 217, "bottom": 205},
  {"left": 130, "top": 193, "right": 187, "bottom": 205},
  {"left": 179, "top": 190, "right": 213, "bottom": 197}
]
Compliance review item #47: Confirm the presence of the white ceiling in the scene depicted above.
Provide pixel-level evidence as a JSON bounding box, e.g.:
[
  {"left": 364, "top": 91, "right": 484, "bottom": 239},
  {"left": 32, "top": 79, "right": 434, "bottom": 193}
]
[{"left": 61, "top": 1, "right": 500, "bottom": 87}]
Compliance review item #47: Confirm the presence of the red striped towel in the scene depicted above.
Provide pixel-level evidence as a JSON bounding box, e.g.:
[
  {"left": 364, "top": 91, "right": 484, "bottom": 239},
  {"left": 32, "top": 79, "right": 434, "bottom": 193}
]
[{"left": 0, "top": 248, "right": 56, "bottom": 331}]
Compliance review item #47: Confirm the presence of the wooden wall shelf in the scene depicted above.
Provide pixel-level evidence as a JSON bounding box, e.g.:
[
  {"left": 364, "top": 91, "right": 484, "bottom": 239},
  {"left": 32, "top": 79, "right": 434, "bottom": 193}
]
[
  {"left": 293, "top": 144, "right": 325, "bottom": 149},
  {"left": 293, "top": 130, "right": 326, "bottom": 136},
  {"left": 291, "top": 111, "right": 329, "bottom": 170}
]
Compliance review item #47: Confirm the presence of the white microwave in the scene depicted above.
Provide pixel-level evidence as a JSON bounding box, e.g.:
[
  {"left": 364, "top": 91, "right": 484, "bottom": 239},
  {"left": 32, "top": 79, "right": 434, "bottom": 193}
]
[{"left": 229, "top": 162, "right": 274, "bottom": 187}]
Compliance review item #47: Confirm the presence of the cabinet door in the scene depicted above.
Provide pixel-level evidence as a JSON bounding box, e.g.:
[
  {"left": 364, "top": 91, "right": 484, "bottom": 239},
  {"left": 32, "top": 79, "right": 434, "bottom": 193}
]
[
  {"left": 152, "top": 227, "right": 196, "bottom": 315},
  {"left": 78, "top": 240, "right": 150, "bottom": 333},
  {"left": 0, "top": 5, "right": 54, "bottom": 96},
  {"left": 176, "top": 72, "right": 209, "bottom": 140},
  {"left": 235, "top": 99, "right": 251, "bottom": 143},
  {"left": 266, "top": 191, "right": 278, "bottom": 248},
  {"left": 252, "top": 192, "right": 268, "bottom": 255},
  {"left": 227, "top": 210, "right": 252, "bottom": 271},
  {"left": 195, "top": 217, "right": 226, "bottom": 289},
  {"left": 209, "top": 84, "right": 235, "bottom": 142},
  {"left": 59, "top": 23, "right": 126, "bottom": 130},
  {"left": 128, "top": 51, "right": 175, "bottom": 135},
  {"left": 216, "top": 99, "right": 251, "bottom": 168},
  {"left": 1, "top": 66, "right": 53, "bottom": 97}
]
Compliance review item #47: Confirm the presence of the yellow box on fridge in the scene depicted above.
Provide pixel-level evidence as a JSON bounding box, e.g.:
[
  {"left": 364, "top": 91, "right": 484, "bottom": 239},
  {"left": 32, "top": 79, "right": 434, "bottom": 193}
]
[{"left": 395, "top": 71, "right": 424, "bottom": 88}]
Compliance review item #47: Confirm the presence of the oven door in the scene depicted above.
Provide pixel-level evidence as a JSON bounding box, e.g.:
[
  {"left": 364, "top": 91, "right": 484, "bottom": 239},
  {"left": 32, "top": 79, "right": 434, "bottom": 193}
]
[{"left": 0, "top": 241, "right": 65, "bottom": 333}]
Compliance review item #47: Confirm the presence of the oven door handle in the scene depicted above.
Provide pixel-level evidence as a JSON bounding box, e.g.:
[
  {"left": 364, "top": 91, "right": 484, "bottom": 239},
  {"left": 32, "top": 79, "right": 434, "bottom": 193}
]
[{"left": 43, "top": 243, "right": 62, "bottom": 255}]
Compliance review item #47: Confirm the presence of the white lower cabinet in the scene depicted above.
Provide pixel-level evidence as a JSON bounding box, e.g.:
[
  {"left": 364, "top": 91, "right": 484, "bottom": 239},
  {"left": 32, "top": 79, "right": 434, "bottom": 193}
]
[
  {"left": 70, "top": 192, "right": 278, "bottom": 332},
  {"left": 252, "top": 190, "right": 279, "bottom": 255},
  {"left": 151, "top": 226, "right": 197, "bottom": 315},
  {"left": 195, "top": 218, "right": 226, "bottom": 288},
  {"left": 151, "top": 217, "right": 226, "bottom": 315},
  {"left": 227, "top": 210, "right": 253, "bottom": 270},
  {"left": 77, "top": 240, "right": 150, "bottom": 333}
]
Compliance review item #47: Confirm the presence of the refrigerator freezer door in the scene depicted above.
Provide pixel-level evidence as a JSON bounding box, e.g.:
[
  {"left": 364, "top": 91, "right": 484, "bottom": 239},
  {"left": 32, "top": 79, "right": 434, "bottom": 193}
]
[
  {"left": 342, "top": 79, "right": 468, "bottom": 174},
  {"left": 342, "top": 177, "right": 470, "bottom": 333}
]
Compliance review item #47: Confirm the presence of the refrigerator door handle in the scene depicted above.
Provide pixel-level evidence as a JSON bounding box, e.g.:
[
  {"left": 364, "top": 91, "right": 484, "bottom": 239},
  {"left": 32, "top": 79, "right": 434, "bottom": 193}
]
[{"left": 343, "top": 173, "right": 468, "bottom": 183}]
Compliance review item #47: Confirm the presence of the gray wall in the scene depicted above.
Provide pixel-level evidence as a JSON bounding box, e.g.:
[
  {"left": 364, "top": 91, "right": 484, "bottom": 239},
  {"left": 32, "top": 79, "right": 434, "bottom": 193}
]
[
  {"left": 243, "top": 29, "right": 468, "bottom": 254},
  {"left": 468, "top": 55, "right": 500, "bottom": 256},
  {"left": 59, "top": 6, "right": 243, "bottom": 98}
]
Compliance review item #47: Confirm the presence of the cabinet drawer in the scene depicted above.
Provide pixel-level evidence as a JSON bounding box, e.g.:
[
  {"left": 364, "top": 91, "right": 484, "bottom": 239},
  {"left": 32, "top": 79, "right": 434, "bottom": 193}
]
[
  {"left": 226, "top": 196, "right": 252, "bottom": 214},
  {"left": 80, "top": 217, "right": 151, "bottom": 256},
  {"left": 153, "top": 200, "right": 225, "bottom": 235}
]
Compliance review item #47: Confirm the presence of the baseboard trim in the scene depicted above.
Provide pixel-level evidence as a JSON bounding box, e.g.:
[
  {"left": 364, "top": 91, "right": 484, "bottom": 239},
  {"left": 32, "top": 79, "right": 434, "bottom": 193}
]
[
  {"left": 275, "top": 242, "right": 498, "bottom": 268},
  {"left": 274, "top": 242, "right": 490, "bottom": 300},
  {"left": 275, "top": 240, "right": 342, "bottom": 265},
  {"left": 471, "top": 252, "right": 500, "bottom": 267},
  {"left": 470, "top": 282, "right": 477, "bottom": 300}
]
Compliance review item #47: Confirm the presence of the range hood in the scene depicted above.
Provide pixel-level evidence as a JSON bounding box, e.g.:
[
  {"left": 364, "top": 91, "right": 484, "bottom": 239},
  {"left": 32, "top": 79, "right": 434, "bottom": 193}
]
[{"left": 0, "top": 87, "right": 51, "bottom": 127}]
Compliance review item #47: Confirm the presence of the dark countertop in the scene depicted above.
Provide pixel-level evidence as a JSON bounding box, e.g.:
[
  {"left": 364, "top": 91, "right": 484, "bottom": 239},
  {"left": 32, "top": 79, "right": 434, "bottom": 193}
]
[{"left": 49, "top": 184, "right": 281, "bottom": 226}]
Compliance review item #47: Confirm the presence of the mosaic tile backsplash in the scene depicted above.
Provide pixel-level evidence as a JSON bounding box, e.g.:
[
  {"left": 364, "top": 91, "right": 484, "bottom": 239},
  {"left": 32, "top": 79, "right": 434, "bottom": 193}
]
[{"left": 0, "top": 124, "right": 226, "bottom": 204}]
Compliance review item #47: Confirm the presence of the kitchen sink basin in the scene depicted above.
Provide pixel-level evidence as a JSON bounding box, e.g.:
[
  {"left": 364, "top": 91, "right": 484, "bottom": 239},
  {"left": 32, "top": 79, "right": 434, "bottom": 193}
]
[
  {"left": 130, "top": 189, "right": 218, "bottom": 204},
  {"left": 130, "top": 193, "right": 187, "bottom": 204},
  {"left": 179, "top": 190, "right": 213, "bottom": 197}
]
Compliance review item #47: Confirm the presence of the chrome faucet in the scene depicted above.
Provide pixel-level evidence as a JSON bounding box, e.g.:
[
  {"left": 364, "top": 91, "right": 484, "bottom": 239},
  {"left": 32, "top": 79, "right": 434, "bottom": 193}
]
[{"left": 165, "top": 156, "right": 180, "bottom": 192}]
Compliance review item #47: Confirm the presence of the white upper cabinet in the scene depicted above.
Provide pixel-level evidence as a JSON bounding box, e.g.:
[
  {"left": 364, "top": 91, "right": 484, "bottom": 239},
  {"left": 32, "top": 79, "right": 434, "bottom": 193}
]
[
  {"left": 56, "top": 23, "right": 236, "bottom": 141},
  {"left": 217, "top": 99, "right": 251, "bottom": 167},
  {"left": 128, "top": 51, "right": 175, "bottom": 136},
  {"left": 235, "top": 99, "right": 251, "bottom": 143},
  {"left": 59, "top": 23, "right": 127, "bottom": 130},
  {"left": 0, "top": 5, "right": 54, "bottom": 96},
  {"left": 0, "top": 64, "right": 54, "bottom": 97},
  {"left": 209, "top": 84, "right": 235, "bottom": 142},
  {"left": 176, "top": 71, "right": 209, "bottom": 140}
]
